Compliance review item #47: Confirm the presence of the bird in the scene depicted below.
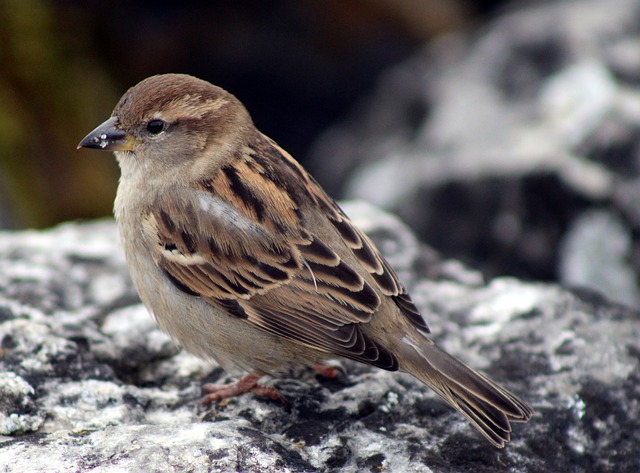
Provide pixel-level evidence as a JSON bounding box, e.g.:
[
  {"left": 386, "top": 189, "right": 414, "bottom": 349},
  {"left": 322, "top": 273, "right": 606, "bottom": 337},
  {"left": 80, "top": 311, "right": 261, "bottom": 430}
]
[{"left": 78, "top": 73, "right": 533, "bottom": 447}]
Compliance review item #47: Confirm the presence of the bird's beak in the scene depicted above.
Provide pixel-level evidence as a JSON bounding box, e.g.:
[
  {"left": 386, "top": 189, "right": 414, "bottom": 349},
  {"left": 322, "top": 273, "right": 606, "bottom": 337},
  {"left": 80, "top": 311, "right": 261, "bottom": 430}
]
[{"left": 77, "top": 116, "right": 135, "bottom": 151}]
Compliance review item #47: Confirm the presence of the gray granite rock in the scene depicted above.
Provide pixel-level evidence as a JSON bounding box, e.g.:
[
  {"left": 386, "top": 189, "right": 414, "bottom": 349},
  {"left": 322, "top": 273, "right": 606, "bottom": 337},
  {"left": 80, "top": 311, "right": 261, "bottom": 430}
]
[
  {"left": 309, "top": 0, "right": 640, "bottom": 303},
  {"left": 559, "top": 210, "right": 640, "bottom": 307},
  {"left": 3, "top": 2, "right": 640, "bottom": 470},
  {"left": 0, "top": 204, "right": 638, "bottom": 472}
]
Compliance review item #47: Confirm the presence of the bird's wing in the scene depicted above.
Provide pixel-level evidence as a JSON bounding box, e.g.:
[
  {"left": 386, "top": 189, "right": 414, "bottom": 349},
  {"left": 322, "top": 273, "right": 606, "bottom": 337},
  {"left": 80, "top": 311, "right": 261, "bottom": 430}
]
[{"left": 143, "top": 135, "right": 427, "bottom": 369}]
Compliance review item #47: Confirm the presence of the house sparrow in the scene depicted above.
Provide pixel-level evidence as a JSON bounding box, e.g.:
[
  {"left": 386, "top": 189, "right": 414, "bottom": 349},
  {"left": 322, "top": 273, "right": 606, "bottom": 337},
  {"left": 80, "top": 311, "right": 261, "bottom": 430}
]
[{"left": 78, "top": 73, "right": 532, "bottom": 447}]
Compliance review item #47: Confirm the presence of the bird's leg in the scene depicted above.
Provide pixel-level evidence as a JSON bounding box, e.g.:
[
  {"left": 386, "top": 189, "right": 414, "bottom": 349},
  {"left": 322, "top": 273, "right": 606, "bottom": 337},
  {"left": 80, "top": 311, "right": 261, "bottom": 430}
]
[
  {"left": 201, "top": 371, "right": 287, "bottom": 404},
  {"left": 313, "top": 361, "right": 347, "bottom": 379}
]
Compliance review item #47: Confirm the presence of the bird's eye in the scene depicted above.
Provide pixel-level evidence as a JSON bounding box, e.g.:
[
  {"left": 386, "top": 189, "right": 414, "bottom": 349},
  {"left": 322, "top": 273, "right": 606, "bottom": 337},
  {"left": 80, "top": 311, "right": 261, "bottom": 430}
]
[{"left": 146, "top": 119, "right": 166, "bottom": 135}]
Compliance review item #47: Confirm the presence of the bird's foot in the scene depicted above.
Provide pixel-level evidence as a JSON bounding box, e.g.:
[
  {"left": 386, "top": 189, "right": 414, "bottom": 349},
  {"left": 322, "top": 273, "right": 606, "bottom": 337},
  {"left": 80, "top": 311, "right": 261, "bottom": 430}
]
[
  {"left": 201, "top": 371, "right": 287, "bottom": 405},
  {"left": 313, "top": 361, "right": 347, "bottom": 379}
]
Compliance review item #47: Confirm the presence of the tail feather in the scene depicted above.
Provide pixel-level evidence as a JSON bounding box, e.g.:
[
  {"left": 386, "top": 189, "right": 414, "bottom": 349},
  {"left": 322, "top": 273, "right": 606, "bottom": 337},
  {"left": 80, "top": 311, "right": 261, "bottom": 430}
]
[{"left": 400, "top": 337, "right": 533, "bottom": 448}]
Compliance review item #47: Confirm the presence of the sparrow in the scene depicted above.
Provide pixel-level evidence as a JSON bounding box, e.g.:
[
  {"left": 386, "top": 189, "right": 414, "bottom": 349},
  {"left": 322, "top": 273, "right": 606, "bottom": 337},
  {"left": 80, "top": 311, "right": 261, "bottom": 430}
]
[{"left": 78, "top": 73, "right": 533, "bottom": 447}]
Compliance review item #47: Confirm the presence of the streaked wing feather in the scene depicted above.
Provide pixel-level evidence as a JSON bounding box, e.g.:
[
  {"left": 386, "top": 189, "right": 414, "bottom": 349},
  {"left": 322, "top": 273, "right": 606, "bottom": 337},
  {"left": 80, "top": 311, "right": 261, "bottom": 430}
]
[{"left": 145, "top": 133, "right": 421, "bottom": 368}]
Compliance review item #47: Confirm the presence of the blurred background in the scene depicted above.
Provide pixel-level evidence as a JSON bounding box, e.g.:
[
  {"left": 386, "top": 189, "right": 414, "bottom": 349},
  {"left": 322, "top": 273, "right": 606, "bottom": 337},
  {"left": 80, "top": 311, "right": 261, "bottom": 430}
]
[
  {"left": 0, "top": 0, "right": 505, "bottom": 229},
  {"left": 3, "top": 0, "right": 640, "bottom": 305}
]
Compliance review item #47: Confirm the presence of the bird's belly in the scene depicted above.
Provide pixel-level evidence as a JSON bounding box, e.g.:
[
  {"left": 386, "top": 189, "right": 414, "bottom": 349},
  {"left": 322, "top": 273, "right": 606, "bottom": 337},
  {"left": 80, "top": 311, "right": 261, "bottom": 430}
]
[{"left": 124, "top": 242, "right": 323, "bottom": 375}]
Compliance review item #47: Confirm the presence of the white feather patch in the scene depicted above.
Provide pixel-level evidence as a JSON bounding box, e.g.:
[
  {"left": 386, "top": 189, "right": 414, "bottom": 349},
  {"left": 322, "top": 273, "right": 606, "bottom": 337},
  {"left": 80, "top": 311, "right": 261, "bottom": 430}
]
[
  {"left": 161, "top": 249, "right": 207, "bottom": 265},
  {"left": 195, "top": 191, "right": 263, "bottom": 235}
]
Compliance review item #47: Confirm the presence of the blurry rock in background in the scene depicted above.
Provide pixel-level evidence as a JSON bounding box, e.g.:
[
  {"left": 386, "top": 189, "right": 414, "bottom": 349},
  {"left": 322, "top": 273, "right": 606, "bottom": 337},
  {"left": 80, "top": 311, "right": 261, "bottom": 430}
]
[
  {"left": 308, "top": 0, "right": 640, "bottom": 305},
  {"left": 559, "top": 210, "right": 640, "bottom": 308},
  {"left": 0, "top": 0, "right": 474, "bottom": 229}
]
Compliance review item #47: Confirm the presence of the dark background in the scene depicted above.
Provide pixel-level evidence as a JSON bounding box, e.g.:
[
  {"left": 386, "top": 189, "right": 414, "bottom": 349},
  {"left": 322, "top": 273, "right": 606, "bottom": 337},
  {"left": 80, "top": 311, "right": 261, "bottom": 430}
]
[{"left": 0, "top": 0, "right": 509, "bottom": 229}]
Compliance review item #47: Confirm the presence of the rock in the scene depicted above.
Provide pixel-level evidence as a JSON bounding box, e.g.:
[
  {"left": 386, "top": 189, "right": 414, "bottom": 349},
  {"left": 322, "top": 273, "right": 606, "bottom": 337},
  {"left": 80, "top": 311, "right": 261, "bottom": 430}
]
[
  {"left": 3, "top": 1, "right": 640, "bottom": 470},
  {"left": 0, "top": 372, "right": 43, "bottom": 435},
  {"left": 559, "top": 210, "right": 640, "bottom": 307},
  {"left": 308, "top": 0, "right": 640, "bottom": 302},
  {"left": 0, "top": 205, "right": 638, "bottom": 472}
]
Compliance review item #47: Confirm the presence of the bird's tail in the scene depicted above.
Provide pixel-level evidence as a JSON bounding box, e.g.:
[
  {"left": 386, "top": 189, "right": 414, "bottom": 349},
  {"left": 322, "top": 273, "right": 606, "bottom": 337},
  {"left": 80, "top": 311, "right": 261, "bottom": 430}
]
[{"left": 399, "top": 335, "right": 533, "bottom": 447}]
